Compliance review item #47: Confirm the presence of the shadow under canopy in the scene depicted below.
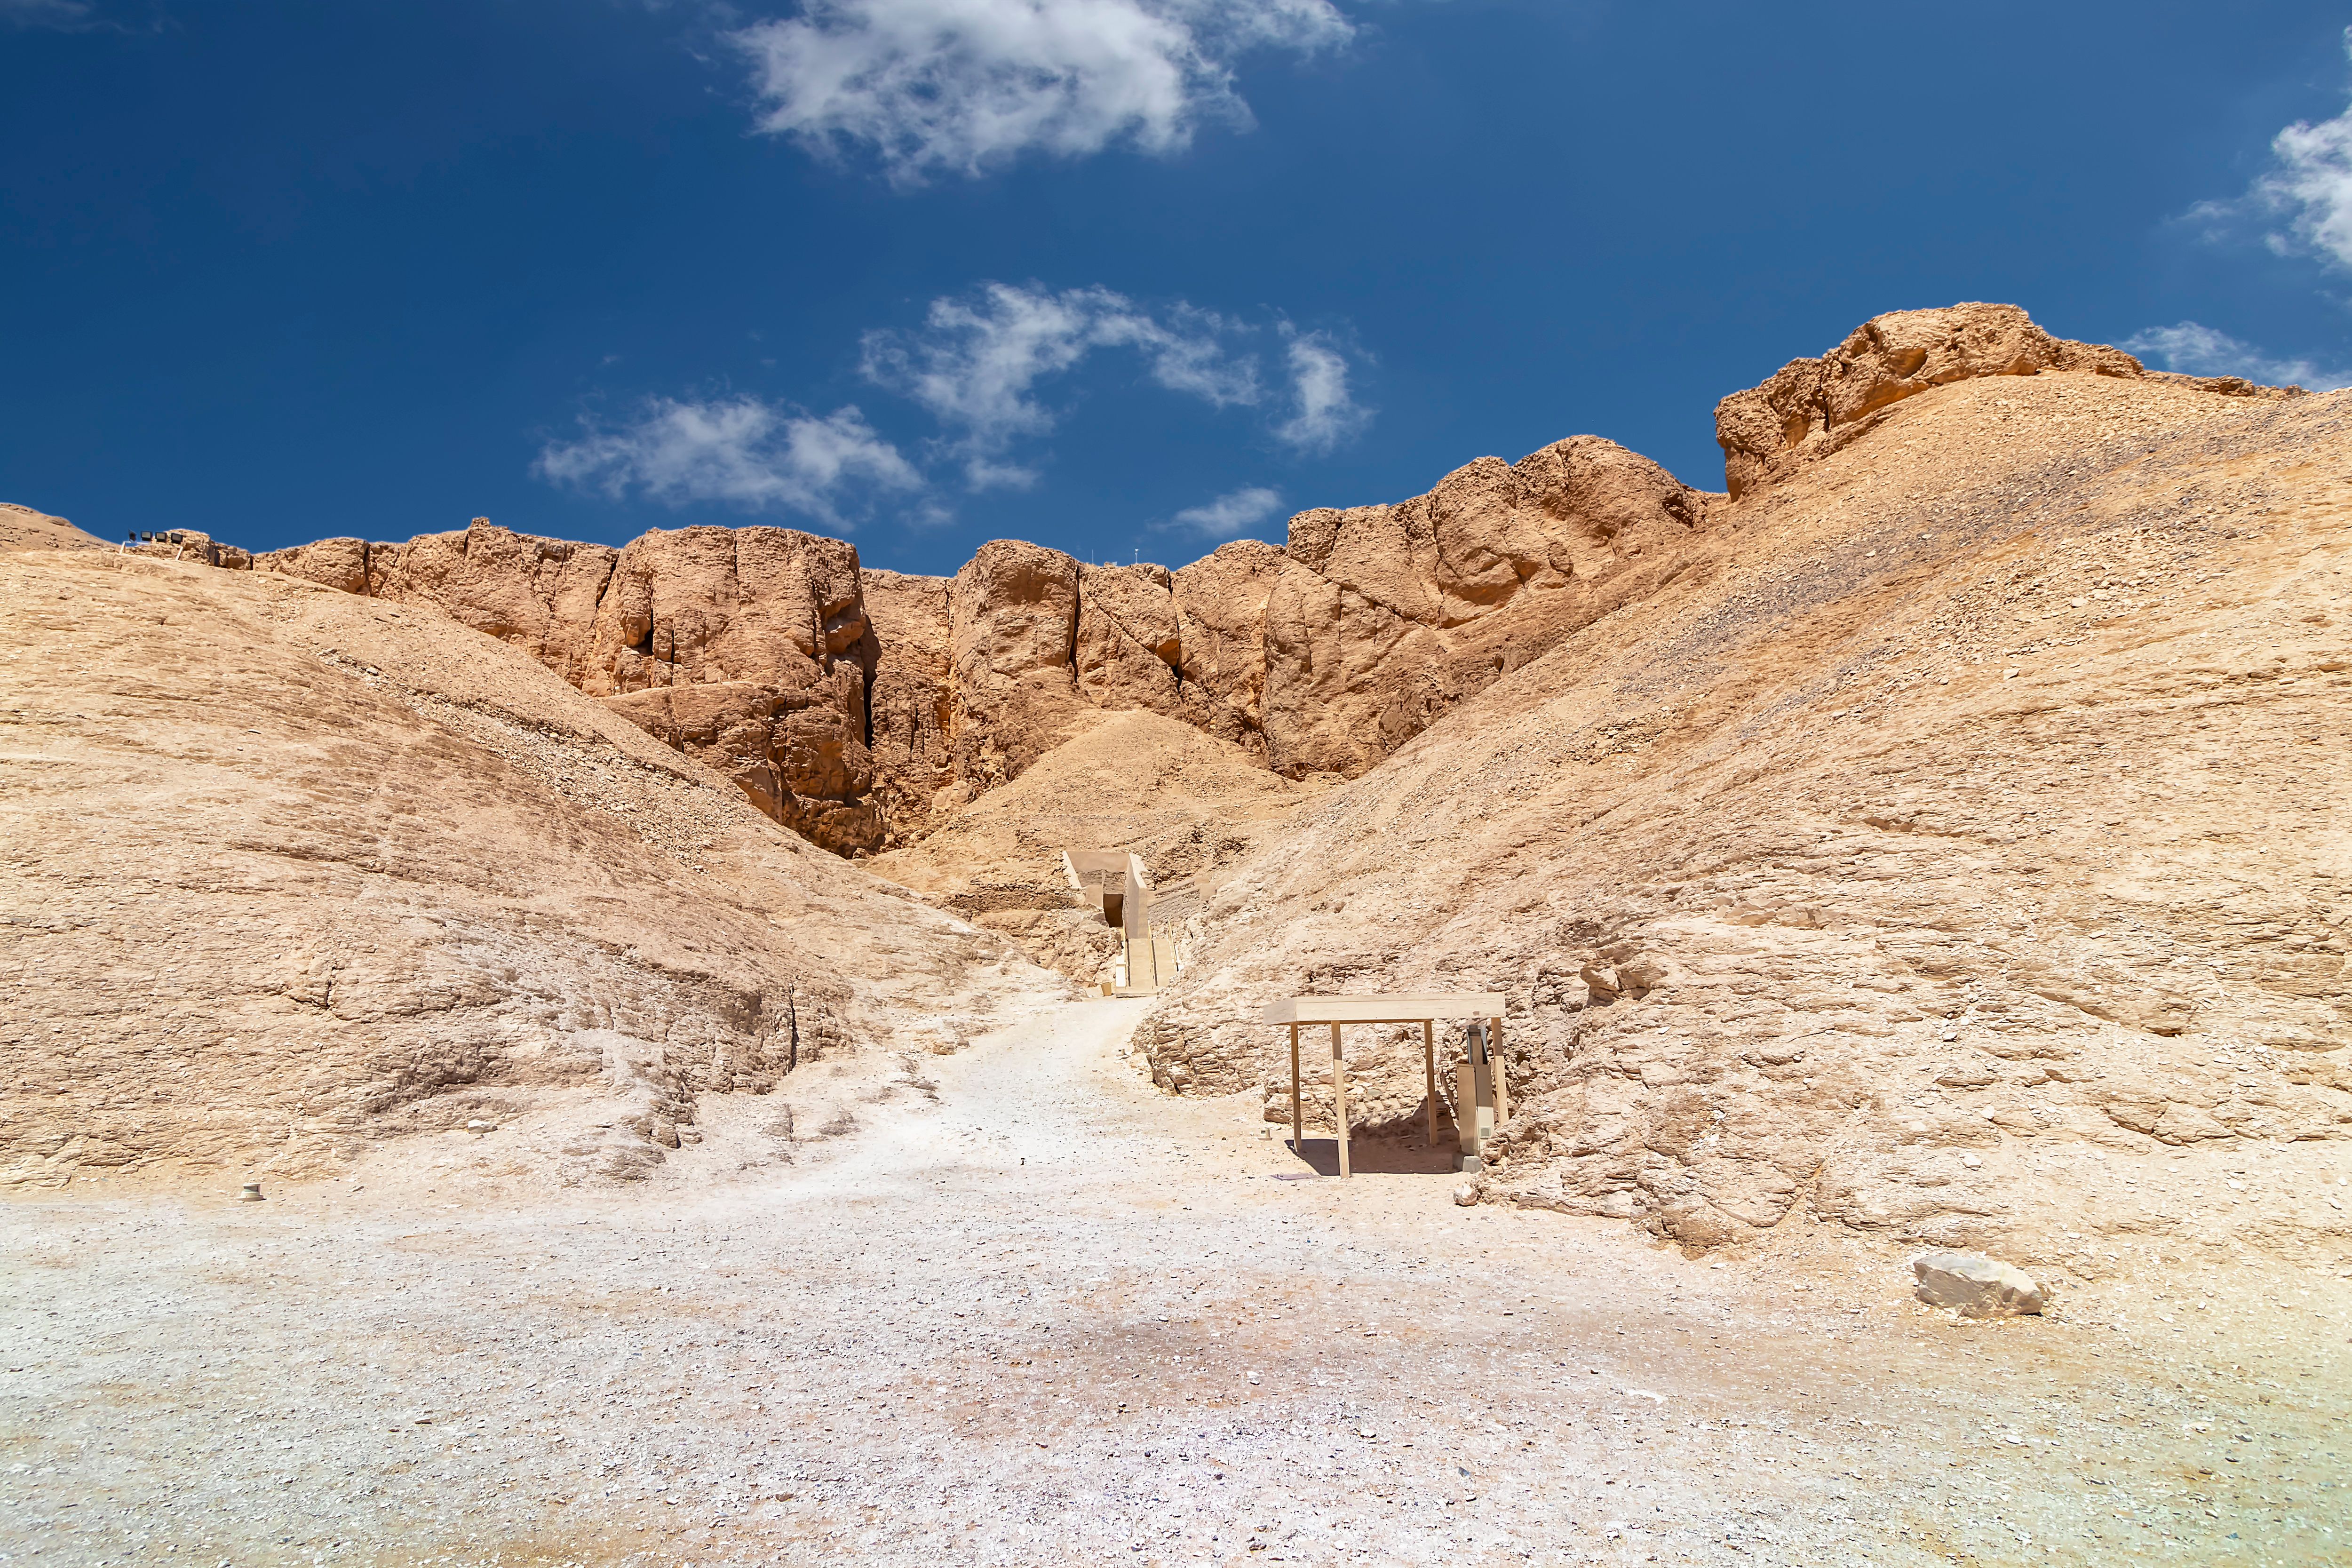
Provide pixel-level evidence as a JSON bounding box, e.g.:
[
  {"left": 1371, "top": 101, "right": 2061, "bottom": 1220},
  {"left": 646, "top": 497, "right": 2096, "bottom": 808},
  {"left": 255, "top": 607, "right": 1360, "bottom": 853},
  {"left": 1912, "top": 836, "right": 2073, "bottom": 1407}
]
[{"left": 1257, "top": 995, "right": 1507, "bottom": 1178}]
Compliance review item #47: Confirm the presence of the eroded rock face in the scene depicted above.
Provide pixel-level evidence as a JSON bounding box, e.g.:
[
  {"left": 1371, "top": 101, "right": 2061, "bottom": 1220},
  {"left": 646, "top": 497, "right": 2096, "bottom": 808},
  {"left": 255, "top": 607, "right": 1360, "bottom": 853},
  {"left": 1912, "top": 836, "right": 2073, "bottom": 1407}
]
[
  {"left": 369, "top": 523, "right": 618, "bottom": 685},
  {"left": 233, "top": 308, "right": 2289, "bottom": 874},
  {"left": 862, "top": 568, "right": 958, "bottom": 848},
  {"left": 240, "top": 452, "right": 1708, "bottom": 843},
  {"left": 1713, "top": 302, "right": 2297, "bottom": 499},
  {"left": 1075, "top": 562, "right": 1185, "bottom": 719},
  {"left": 254, "top": 520, "right": 884, "bottom": 855},
  {"left": 577, "top": 526, "right": 876, "bottom": 853},
  {"left": 947, "top": 540, "right": 1091, "bottom": 793},
  {"left": 1263, "top": 436, "right": 1707, "bottom": 777},
  {"left": 1172, "top": 539, "right": 1284, "bottom": 759},
  {"left": 260, "top": 534, "right": 377, "bottom": 595}
]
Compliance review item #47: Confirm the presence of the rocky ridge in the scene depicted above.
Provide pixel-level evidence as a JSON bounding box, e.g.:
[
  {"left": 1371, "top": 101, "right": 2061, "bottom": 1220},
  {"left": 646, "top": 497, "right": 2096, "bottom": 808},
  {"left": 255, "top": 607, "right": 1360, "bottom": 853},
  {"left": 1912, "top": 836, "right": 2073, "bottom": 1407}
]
[
  {"left": 1714, "top": 301, "right": 2294, "bottom": 499},
  {"left": 0, "top": 503, "right": 104, "bottom": 554},
  {"left": 1131, "top": 315, "right": 2346, "bottom": 1270},
  {"left": 232, "top": 434, "right": 1712, "bottom": 857}
]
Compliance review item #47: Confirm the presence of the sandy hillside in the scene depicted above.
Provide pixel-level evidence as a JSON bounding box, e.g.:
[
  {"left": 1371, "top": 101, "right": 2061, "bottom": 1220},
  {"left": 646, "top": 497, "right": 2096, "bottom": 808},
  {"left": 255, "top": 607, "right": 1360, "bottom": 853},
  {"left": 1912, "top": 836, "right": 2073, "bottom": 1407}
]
[
  {"left": 0, "top": 501, "right": 104, "bottom": 553},
  {"left": 1140, "top": 366, "right": 2352, "bottom": 1273},
  {"left": 868, "top": 707, "right": 1308, "bottom": 979},
  {"left": 0, "top": 549, "right": 1068, "bottom": 1191},
  {"left": 4, "top": 314, "right": 2351, "bottom": 1566}
]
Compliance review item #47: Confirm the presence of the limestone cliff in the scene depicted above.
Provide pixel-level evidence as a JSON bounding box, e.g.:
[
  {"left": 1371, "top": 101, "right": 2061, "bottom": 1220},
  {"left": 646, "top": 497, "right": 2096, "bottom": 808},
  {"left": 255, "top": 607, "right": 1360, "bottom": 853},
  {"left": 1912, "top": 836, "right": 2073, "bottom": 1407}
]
[
  {"left": 221, "top": 304, "right": 2303, "bottom": 891},
  {"left": 254, "top": 522, "right": 883, "bottom": 855}
]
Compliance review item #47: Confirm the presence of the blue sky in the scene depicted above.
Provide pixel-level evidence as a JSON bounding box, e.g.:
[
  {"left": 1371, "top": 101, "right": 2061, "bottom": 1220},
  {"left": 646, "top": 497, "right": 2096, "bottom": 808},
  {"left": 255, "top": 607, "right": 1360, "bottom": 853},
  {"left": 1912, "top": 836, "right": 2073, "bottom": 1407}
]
[{"left": 8, "top": 1, "right": 2352, "bottom": 573}]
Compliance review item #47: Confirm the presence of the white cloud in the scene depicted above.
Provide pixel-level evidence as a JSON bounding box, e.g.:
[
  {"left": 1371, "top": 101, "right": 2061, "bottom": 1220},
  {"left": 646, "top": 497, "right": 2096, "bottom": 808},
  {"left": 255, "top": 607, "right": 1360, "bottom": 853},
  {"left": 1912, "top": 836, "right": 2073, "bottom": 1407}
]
[
  {"left": 2231, "top": 29, "right": 2352, "bottom": 269},
  {"left": 731, "top": 0, "right": 1352, "bottom": 183},
  {"left": 535, "top": 398, "right": 922, "bottom": 524},
  {"left": 1, "top": 0, "right": 98, "bottom": 27},
  {"left": 1272, "top": 326, "right": 1370, "bottom": 452},
  {"left": 1172, "top": 483, "right": 1282, "bottom": 537},
  {"left": 540, "top": 284, "right": 1374, "bottom": 526},
  {"left": 2121, "top": 321, "right": 2350, "bottom": 391},
  {"left": 860, "top": 281, "right": 1271, "bottom": 487}
]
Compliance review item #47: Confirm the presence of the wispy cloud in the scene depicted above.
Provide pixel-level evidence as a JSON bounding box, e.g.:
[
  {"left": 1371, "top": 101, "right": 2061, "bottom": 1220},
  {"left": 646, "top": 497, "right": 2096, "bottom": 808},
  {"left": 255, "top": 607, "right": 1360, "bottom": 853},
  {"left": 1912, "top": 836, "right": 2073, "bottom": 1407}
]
[
  {"left": 537, "top": 282, "right": 1373, "bottom": 527},
  {"left": 2186, "top": 27, "right": 2352, "bottom": 270},
  {"left": 2249, "top": 32, "right": 2352, "bottom": 268},
  {"left": 1171, "top": 483, "right": 1282, "bottom": 538},
  {"left": 1272, "top": 326, "right": 1369, "bottom": 453},
  {"left": 859, "top": 282, "right": 1367, "bottom": 488},
  {"left": 731, "top": 0, "right": 1353, "bottom": 184},
  {"left": 2122, "top": 321, "right": 2350, "bottom": 391},
  {"left": 534, "top": 398, "right": 922, "bottom": 525},
  {"left": 1, "top": 0, "right": 100, "bottom": 28}
]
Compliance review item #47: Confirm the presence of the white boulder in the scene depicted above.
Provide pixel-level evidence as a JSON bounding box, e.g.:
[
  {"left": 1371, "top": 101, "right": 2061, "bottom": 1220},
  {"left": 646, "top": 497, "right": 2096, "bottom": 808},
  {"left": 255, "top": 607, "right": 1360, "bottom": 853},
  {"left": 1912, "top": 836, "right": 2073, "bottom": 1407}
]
[{"left": 1912, "top": 1250, "right": 2045, "bottom": 1317}]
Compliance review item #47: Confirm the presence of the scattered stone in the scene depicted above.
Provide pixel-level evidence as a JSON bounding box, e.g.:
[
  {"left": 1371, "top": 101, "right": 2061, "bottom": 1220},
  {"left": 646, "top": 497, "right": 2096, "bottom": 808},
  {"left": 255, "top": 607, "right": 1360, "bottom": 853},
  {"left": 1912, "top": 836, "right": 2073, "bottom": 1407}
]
[
  {"left": 1912, "top": 1250, "right": 2046, "bottom": 1317},
  {"left": 237, "top": 1182, "right": 262, "bottom": 1202},
  {"left": 1453, "top": 1183, "right": 1478, "bottom": 1207},
  {"left": 1614, "top": 955, "right": 1673, "bottom": 995}
]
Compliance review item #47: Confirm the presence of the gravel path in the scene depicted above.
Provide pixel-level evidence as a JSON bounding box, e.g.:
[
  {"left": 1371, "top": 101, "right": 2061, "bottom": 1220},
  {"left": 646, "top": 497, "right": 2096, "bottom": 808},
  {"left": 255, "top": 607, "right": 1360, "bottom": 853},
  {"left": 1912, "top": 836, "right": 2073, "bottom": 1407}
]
[{"left": 5, "top": 999, "right": 2345, "bottom": 1566}]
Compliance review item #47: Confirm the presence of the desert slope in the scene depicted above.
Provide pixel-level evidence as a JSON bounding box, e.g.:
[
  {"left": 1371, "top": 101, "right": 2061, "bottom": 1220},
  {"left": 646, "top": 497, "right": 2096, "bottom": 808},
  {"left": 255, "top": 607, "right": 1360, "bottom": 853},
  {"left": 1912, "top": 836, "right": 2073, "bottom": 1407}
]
[
  {"left": 868, "top": 706, "right": 1308, "bottom": 979},
  {"left": 1139, "top": 350, "right": 2352, "bottom": 1268},
  {"left": 0, "top": 502, "right": 104, "bottom": 554},
  {"left": 0, "top": 549, "right": 1066, "bottom": 1190}
]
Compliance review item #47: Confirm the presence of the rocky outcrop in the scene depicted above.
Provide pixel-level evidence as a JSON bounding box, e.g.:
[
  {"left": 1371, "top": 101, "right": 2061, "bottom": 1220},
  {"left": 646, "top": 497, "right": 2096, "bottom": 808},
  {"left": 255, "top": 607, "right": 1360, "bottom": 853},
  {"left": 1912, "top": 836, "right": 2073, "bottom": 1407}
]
[
  {"left": 235, "top": 445, "right": 1707, "bottom": 838},
  {"left": 918, "top": 438, "right": 1707, "bottom": 795},
  {"left": 256, "top": 520, "right": 883, "bottom": 855},
  {"left": 260, "top": 534, "right": 380, "bottom": 595},
  {"left": 946, "top": 541, "right": 1094, "bottom": 793},
  {"left": 1713, "top": 302, "right": 2298, "bottom": 498},
  {"left": 1171, "top": 540, "right": 1283, "bottom": 759},
  {"left": 1075, "top": 561, "right": 1186, "bottom": 720},
  {"left": 368, "top": 524, "right": 618, "bottom": 685},
  {"left": 573, "top": 526, "right": 876, "bottom": 853},
  {"left": 226, "top": 306, "right": 2299, "bottom": 867},
  {"left": 1263, "top": 436, "right": 1706, "bottom": 776},
  {"left": 214, "top": 310, "right": 2091, "bottom": 851},
  {"left": 861, "top": 568, "right": 958, "bottom": 847},
  {"left": 1913, "top": 1251, "right": 2046, "bottom": 1317}
]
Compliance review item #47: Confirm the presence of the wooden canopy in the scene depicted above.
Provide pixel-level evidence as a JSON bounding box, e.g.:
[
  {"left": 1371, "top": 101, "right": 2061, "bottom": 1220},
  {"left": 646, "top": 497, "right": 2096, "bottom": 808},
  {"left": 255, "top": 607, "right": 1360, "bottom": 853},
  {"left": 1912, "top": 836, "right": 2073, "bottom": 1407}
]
[
  {"left": 1259, "top": 994, "right": 1504, "bottom": 1026},
  {"left": 1261, "top": 994, "right": 1507, "bottom": 1177}
]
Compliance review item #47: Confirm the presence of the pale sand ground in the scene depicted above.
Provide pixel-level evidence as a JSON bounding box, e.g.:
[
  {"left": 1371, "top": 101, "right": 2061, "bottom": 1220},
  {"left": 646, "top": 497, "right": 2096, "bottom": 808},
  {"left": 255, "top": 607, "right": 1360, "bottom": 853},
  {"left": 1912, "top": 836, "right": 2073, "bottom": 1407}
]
[{"left": 3, "top": 999, "right": 2345, "bottom": 1567}]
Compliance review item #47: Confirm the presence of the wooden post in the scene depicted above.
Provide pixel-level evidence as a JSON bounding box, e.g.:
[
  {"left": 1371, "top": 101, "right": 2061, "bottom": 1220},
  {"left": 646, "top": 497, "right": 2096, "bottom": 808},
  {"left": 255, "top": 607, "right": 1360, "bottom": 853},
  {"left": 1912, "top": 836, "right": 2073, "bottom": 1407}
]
[
  {"left": 1422, "top": 1019, "right": 1437, "bottom": 1148},
  {"left": 1492, "top": 1016, "right": 1509, "bottom": 1125},
  {"left": 1330, "top": 1021, "right": 1350, "bottom": 1178},
  {"left": 1289, "top": 1023, "right": 1302, "bottom": 1154}
]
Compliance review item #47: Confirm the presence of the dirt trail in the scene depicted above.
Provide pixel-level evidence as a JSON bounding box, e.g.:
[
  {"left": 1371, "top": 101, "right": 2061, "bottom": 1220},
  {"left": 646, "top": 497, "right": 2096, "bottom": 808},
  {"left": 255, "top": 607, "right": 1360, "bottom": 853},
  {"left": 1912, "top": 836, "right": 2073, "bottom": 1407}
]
[{"left": 4, "top": 999, "right": 2345, "bottom": 1566}]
